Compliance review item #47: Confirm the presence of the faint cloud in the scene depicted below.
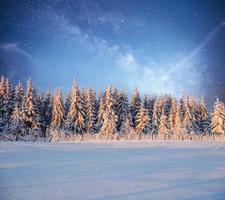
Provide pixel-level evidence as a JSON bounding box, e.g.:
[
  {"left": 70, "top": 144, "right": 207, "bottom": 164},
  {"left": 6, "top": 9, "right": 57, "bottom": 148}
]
[
  {"left": 0, "top": 43, "right": 32, "bottom": 59},
  {"left": 0, "top": 42, "right": 36, "bottom": 82},
  {"left": 118, "top": 53, "right": 138, "bottom": 72}
]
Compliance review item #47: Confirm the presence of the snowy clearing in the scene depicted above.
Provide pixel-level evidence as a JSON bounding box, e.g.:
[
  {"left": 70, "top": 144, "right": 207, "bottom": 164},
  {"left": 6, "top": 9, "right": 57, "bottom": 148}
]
[{"left": 0, "top": 141, "right": 225, "bottom": 200}]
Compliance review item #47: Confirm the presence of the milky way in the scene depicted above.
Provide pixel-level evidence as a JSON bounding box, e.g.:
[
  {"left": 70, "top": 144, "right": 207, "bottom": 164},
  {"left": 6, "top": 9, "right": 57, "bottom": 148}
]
[{"left": 1, "top": 0, "right": 225, "bottom": 106}]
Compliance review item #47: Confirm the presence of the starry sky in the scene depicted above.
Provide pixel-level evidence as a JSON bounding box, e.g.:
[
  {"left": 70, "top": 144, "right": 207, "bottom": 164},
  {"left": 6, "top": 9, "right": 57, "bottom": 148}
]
[{"left": 0, "top": 0, "right": 225, "bottom": 105}]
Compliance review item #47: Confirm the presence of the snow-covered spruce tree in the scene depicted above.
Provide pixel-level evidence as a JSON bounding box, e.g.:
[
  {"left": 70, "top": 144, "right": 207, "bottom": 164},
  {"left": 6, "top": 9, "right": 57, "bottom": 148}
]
[
  {"left": 169, "top": 98, "right": 177, "bottom": 129},
  {"left": 163, "top": 95, "right": 172, "bottom": 122},
  {"left": 182, "top": 96, "right": 195, "bottom": 137},
  {"left": 179, "top": 95, "right": 187, "bottom": 124},
  {"left": 21, "top": 79, "right": 40, "bottom": 137},
  {"left": 14, "top": 81, "right": 24, "bottom": 108},
  {"left": 151, "top": 98, "right": 160, "bottom": 138},
  {"left": 96, "top": 90, "right": 105, "bottom": 132},
  {"left": 130, "top": 87, "right": 141, "bottom": 128},
  {"left": 211, "top": 98, "right": 225, "bottom": 137},
  {"left": 36, "top": 93, "right": 45, "bottom": 136},
  {"left": 0, "top": 76, "right": 5, "bottom": 129},
  {"left": 64, "top": 90, "right": 72, "bottom": 117},
  {"left": 169, "top": 97, "right": 177, "bottom": 137},
  {"left": 174, "top": 106, "right": 183, "bottom": 140},
  {"left": 100, "top": 110, "right": 117, "bottom": 139},
  {"left": 117, "top": 91, "right": 131, "bottom": 132},
  {"left": 51, "top": 89, "right": 65, "bottom": 130},
  {"left": 198, "top": 97, "right": 210, "bottom": 135},
  {"left": 43, "top": 92, "right": 53, "bottom": 131},
  {"left": 120, "top": 117, "right": 134, "bottom": 138},
  {"left": 0, "top": 78, "right": 14, "bottom": 130},
  {"left": 135, "top": 102, "right": 151, "bottom": 135},
  {"left": 158, "top": 97, "right": 164, "bottom": 118},
  {"left": 190, "top": 97, "right": 201, "bottom": 135},
  {"left": 158, "top": 108, "right": 169, "bottom": 140},
  {"left": 10, "top": 103, "right": 23, "bottom": 140},
  {"left": 78, "top": 88, "right": 87, "bottom": 134},
  {"left": 101, "top": 85, "right": 118, "bottom": 137},
  {"left": 66, "top": 82, "right": 85, "bottom": 134},
  {"left": 148, "top": 96, "right": 156, "bottom": 123},
  {"left": 85, "top": 88, "right": 97, "bottom": 134}
]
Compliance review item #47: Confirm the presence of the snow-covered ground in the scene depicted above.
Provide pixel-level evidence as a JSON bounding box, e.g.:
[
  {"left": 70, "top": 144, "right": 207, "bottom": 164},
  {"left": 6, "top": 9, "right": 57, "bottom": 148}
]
[{"left": 0, "top": 141, "right": 225, "bottom": 200}]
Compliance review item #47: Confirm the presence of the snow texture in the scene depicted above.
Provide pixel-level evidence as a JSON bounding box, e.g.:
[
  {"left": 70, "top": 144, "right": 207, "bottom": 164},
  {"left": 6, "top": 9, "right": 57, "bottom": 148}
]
[{"left": 0, "top": 141, "right": 225, "bottom": 200}]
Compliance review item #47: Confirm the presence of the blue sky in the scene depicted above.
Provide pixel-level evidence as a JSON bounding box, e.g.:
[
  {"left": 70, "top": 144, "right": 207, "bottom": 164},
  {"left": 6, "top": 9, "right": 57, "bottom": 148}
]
[{"left": 1, "top": 0, "right": 225, "bottom": 104}]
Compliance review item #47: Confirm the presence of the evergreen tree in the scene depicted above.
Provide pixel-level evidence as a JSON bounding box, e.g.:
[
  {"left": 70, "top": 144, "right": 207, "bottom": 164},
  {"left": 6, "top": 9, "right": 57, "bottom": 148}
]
[
  {"left": 0, "top": 78, "right": 14, "bottom": 129},
  {"left": 148, "top": 96, "right": 156, "bottom": 123},
  {"left": 15, "top": 81, "right": 24, "bottom": 108},
  {"left": 130, "top": 87, "right": 141, "bottom": 128},
  {"left": 135, "top": 102, "right": 151, "bottom": 134},
  {"left": 66, "top": 82, "right": 85, "bottom": 134},
  {"left": 44, "top": 92, "right": 53, "bottom": 127},
  {"left": 51, "top": 89, "right": 65, "bottom": 130},
  {"left": 96, "top": 91, "right": 105, "bottom": 131},
  {"left": 211, "top": 98, "right": 225, "bottom": 136},
  {"left": 190, "top": 97, "right": 201, "bottom": 134},
  {"left": 0, "top": 76, "right": 5, "bottom": 128},
  {"left": 158, "top": 109, "right": 168, "bottom": 140},
  {"left": 151, "top": 98, "right": 160, "bottom": 136},
  {"left": 10, "top": 103, "right": 23, "bottom": 140},
  {"left": 85, "top": 88, "right": 97, "bottom": 133},
  {"left": 21, "top": 79, "right": 40, "bottom": 134},
  {"left": 174, "top": 106, "right": 183, "bottom": 139},
  {"left": 103, "top": 86, "right": 118, "bottom": 135},
  {"left": 64, "top": 91, "right": 72, "bottom": 117},
  {"left": 169, "top": 97, "right": 177, "bottom": 131},
  {"left": 182, "top": 96, "right": 194, "bottom": 135},
  {"left": 100, "top": 110, "right": 117, "bottom": 137},
  {"left": 120, "top": 117, "right": 134, "bottom": 136},
  {"left": 198, "top": 97, "right": 210, "bottom": 135},
  {"left": 117, "top": 92, "right": 131, "bottom": 131}
]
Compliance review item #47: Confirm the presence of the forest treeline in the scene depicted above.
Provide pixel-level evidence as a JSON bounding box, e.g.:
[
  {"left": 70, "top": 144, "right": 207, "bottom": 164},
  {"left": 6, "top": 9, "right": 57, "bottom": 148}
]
[{"left": 0, "top": 76, "right": 224, "bottom": 141}]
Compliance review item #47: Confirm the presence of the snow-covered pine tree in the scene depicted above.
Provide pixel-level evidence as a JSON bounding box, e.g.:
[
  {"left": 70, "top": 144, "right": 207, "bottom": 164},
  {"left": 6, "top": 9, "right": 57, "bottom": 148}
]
[
  {"left": 130, "top": 87, "right": 141, "bottom": 128},
  {"left": 135, "top": 102, "right": 151, "bottom": 134},
  {"left": 148, "top": 96, "right": 156, "bottom": 123},
  {"left": 179, "top": 95, "right": 187, "bottom": 124},
  {"left": 120, "top": 116, "right": 134, "bottom": 137},
  {"left": 163, "top": 95, "right": 172, "bottom": 122},
  {"left": 158, "top": 108, "right": 169, "bottom": 140},
  {"left": 36, "top": 93, "right": 45, "bottom": 134},
  {"left": 77, "top": 88, "right": 87, "bottom": 134},
  {"left": 117, "top": 91, "right": 131, "bottom": 131},
  {"left": 64, "top": 90, "right": 72, "bottom": 117},
  {"left": 190, "top": 97, "right": 201, "bottom": 135},
  {"left": 174, "top": 106, "right": 183, "bottom": 140},
  {"left": 85, "top": 88, "right": 97, "bottom": 134},
  {"left": 66, "top": 82, "right": 85, "bottom": 134},
  {"left": 158, "top": 96, "right": 164, "bottom": 118},
  {"left": 0, "top": 78, "right": 14, "bottom": 130},
  {"left": 151, "top": 98, "right": 160, "bottom": 138},
  {"left": 21, "top": 79, "right": 40, "bottom": 135},
  {"left": 169, "top": 97, "right": 177, "bottom": 129},
  {"left": 182, "top": 96, "right": 194, "bottom": 136},
  {"left": 211, "top": 98, "right": 225, "bottom": 137},
  {"left": 10, "top": 103, "right": 23, "bottom": 140},
  {"left": 96, "top": 90, "right": 105, "bottom": 132},
  {"left": 103, "top": 85, "right": 118, "bottom": 135},
  {"left": 169, "top": 97, "right": 177, "bottom": 137},
  {"left": 51, "top": 89, "right": 65, "bottom": 130},
  {"left": 0, "top": 76, "right": 5, "bottom": 129},
  {"left": 198, "top": 97, "right": 210, "bottom": 135},
  {"left": 45, "top": 92, "right": 53, "bottom": 126},
  {"left": 14, "top": 81, "right": 24, "bottom": 108}
]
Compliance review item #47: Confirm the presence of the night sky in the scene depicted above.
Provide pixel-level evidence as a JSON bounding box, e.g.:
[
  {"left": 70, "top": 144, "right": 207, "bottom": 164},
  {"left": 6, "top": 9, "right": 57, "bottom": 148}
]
[{"left": 1, "top": 0, "right": 225, "bottom": 105}]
